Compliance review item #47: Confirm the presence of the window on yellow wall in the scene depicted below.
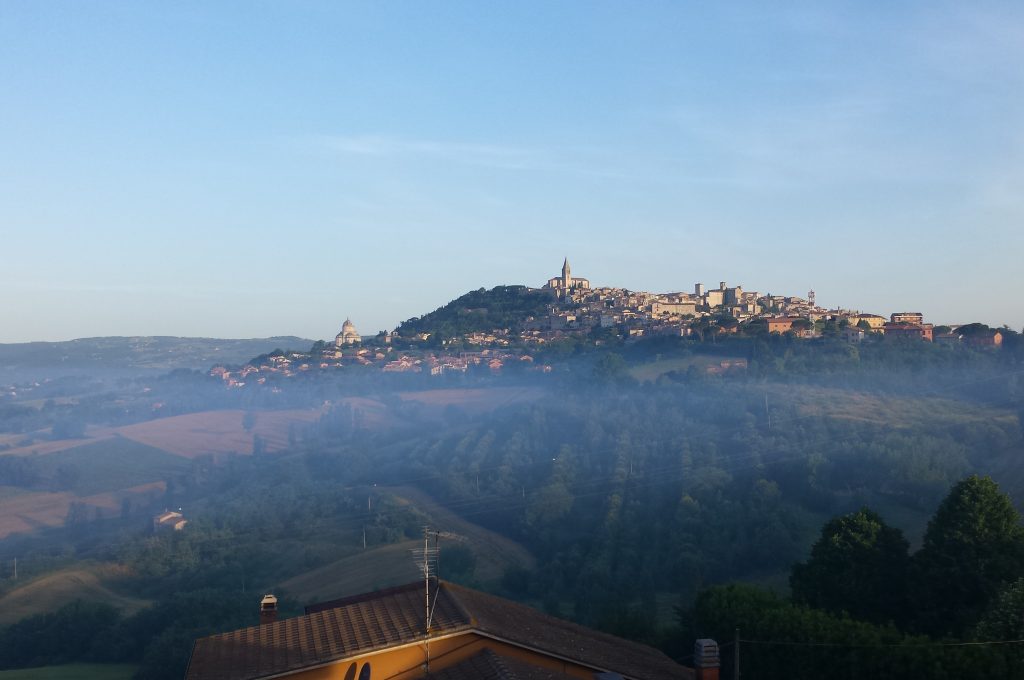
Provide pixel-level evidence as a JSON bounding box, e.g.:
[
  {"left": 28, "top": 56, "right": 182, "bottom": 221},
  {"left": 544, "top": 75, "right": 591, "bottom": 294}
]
[
  {"left": 358, "top": 663, "right": 372, "bottom": 680},
  {"left": 343, "top": 663, "right": 356, "bottom": 680}
]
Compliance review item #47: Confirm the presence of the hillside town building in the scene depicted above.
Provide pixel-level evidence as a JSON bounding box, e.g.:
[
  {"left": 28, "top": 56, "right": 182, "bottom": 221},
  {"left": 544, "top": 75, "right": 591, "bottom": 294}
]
[
  {"left": 853, "top": 314, "right": 887, "bottom": 330},
  {"left": 544, "top": 258, "right": 591, "bottom": 295},
  {"left": 207, "top": 259, "right": 1001, "bottom": 387}
]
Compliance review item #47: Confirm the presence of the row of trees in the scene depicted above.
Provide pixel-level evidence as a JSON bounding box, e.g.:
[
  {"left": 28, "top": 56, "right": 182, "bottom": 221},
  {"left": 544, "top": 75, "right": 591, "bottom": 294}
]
[
  {"left": 397, "top": 285, "right": 551, "bottom": 344},
  {"left": 791, "top": 476, "right": 1024, "bottom": 637},
  {"left": 351, "top": 375, "right": 1021, "bottom": 626},
  {"left": 682, "top": 476, "right": 1024, "bottom": 679},
  {"left": 0, "top": 591, "right": 252, "bottom": 677}
]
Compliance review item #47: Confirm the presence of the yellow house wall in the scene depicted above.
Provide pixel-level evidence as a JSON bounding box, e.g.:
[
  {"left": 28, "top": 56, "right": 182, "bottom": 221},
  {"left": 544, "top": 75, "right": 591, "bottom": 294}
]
[{"left": 279, "top": 631, "right": 604, "bottom": 680}]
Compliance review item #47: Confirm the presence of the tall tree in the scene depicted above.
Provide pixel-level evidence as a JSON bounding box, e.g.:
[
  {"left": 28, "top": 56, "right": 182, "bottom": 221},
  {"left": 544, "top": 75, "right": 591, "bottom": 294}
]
[
  {"left": 974, "top": 578, "right": 1024, "bottom": 673},
  {"left": 790, "top": 507, "right": 910, "bottom": 625},
  {"left": 911, "top": 475, "right": 1024, "bottom": 637}
]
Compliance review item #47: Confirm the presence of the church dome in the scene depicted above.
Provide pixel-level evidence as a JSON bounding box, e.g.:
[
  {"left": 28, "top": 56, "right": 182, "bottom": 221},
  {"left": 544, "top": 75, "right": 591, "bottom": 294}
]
[{"left": 336, "top": 318, "right": 361, "bottom": 346}]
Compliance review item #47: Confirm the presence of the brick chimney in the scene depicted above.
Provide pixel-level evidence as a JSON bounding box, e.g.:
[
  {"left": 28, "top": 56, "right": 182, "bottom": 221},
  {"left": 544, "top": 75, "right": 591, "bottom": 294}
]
[
  {"left": 259, "top": 594, "right": 278, "bottom": 625},
  {"left": 694, "top": 639, "right": 720, "bottom": 680}
]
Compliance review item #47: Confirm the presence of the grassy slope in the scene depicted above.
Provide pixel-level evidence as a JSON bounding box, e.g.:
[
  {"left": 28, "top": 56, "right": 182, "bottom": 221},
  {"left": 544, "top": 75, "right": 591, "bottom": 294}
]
[
  {"left": 0, "top": 563, "right": 150, "bottom": 626},
  {"left": 0, "top": 409, "right": 327, "bottom": 461},
  {"left": 387, "top": 485, "right": 536, "bottom": 580},
  {"left": 44, "top": 438, "right": 188, "bottom": 496},
  {"left": 766, "top": 383, "right": 1018, "bottom": 429},
  {"left": 0, "top": 664, "right": 138, "bottom": 680},
  {"left": 0, "top": 482, "right": 166, "bottom": 541},
  {"left": 0, "top": 490, "right": 78, "bottom": 539},
  {"left": 114, "top": 409, "right": 324, "bottom": 458},
  {"left": 629, "top": 356, "right": 725, "bottom": 382},
  {"left": 0, "top": 432, "right": 183, "bottom": 540},
  {"left": 397, "top": 387, "right": 546, "bottom": 418},
  {"left": 279, "top": 540, "right": 423, "bottom": 605},
  {"left": 280, "top": 485, "right": 536, "bottom": 605}
]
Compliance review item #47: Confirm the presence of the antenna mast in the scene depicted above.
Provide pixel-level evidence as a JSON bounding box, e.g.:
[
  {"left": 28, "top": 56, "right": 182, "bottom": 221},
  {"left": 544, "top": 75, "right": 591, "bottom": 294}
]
[
  {"left": 410, "top": 526, "right": 467, "bottom": 634},
  {"left": 411, "top": 527, "right": 440, "bottom": 633},
  {"left": 411, "top": 526, "right": 468, "bottom": 673}
]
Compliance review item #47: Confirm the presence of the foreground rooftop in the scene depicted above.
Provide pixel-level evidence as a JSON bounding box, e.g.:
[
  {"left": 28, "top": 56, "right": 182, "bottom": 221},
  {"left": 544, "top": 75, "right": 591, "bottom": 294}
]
[{"left": 186, "top": 580, "right": 691, "bottom": 680}]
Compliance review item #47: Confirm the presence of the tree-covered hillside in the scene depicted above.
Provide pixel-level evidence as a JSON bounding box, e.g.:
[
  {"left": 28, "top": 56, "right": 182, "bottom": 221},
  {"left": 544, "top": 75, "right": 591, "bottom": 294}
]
[
  {"left": 397, "top": 286, "right": 551, "bottom": 342},
  {"left": 2, "top": 336, "right": 1024, "bottom": 679}
]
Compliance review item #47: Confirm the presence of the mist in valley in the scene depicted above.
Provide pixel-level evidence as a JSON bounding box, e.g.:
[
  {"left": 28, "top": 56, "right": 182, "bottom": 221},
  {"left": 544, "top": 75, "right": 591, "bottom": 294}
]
[{"left": 2, "top": 332, "right": 1024, "bottom": 678}]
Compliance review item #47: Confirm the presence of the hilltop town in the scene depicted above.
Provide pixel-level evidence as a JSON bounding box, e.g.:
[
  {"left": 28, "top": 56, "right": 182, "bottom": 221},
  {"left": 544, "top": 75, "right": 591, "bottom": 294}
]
[{"left": 210, "top": 259, "right": 1006, "bottom": 385}]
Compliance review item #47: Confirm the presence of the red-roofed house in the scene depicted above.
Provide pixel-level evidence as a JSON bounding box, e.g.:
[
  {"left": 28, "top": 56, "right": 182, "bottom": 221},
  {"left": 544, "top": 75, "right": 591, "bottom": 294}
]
[{"left": 186, "top": 581, "right": 700, "bottom": 680}]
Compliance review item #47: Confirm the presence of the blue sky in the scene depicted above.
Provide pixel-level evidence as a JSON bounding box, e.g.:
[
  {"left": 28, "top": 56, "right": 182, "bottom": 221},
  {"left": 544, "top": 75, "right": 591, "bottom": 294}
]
[{"left": 2, "top": 2, "right": 1022, "bottom": 342}]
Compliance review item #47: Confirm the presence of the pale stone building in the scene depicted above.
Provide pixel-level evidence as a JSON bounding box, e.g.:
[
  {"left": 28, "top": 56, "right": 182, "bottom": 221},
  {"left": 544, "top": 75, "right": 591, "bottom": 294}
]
[
  {"left": 544, "top": 258, "right": 590, "bottom": 294},
  {"left": 335, "top": 318, "right": 361, "bottom": 347}
]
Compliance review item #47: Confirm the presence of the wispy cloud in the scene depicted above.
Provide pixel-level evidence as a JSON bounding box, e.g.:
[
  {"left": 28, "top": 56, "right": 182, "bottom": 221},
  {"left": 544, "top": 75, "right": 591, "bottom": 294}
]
[
  {"left": 297, "top": 134, "right": 646, "bottom": 181},
  {"left": 312, "top": 134, "right": 540, "bottom": 170}
]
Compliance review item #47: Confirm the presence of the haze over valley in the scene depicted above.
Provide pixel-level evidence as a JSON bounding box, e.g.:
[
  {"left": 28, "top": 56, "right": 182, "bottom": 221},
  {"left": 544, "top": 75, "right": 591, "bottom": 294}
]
[{"left": 3, "top": 3, "right": 1024, "bottom": 679}]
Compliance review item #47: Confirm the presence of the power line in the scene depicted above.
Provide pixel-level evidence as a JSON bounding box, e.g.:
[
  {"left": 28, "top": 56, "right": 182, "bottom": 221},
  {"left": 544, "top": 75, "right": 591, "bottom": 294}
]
[{"left": 739, "top": 637, "right": 1024, "bottom": 649}]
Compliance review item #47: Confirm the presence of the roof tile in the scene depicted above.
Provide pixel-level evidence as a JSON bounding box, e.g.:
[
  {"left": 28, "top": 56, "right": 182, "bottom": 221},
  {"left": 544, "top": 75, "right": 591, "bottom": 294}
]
[{"left": 186, "top": 581, "right": 689, "bottom": 680}]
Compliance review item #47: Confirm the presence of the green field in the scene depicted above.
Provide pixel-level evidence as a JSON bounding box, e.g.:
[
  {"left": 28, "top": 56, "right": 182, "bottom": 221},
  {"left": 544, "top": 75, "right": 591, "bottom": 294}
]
[
  {"left": 280, "top": 486, "right": 536, "bottom": 605},
  {"left": 0, "top": 664, "right": 138, "bottom": 680},
  {"left": 388, "top": 486, "right": 536, "bottom": 580},
  {"left": 280, "top": 540, "right": 423, "bottom": 605},
  {"left": 0, "top": 563, "right": 151, "bottom": 626},
  {"left": 43, "top": 437, "right": 187, "bottom": 495},
  {"left": 0, "top": 486, "right": 30, "bottom": 501},
  {"left": 629, "top": 356, "right": 715, "bottom": 382},
  {"left": 765, "top": 383, "right": 1017, "bottom": 429}
]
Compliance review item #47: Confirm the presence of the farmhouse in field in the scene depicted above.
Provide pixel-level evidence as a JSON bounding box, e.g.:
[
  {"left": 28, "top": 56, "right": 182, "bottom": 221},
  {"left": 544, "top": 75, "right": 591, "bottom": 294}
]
[{"left": 152, "top": 509, "right": 187, "bottom": 532}]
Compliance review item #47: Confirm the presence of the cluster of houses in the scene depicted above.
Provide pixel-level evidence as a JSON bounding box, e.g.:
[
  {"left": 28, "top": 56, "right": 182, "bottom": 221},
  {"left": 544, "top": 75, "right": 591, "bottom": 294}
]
[
  {"left": 209, "top": 343, "right": 547, "bottom": 387},
  {"left": 532, "top": 260, "right": 1004, "bottom": 347},
  {"left": 382, "top": 349, "right": 541, "bottom": 376},
  {"left": 205, "top": 260, "right": 1005, "bottom": 387},
  {"left": 532, "top": 276, "right": 816, "bottom": 340}
]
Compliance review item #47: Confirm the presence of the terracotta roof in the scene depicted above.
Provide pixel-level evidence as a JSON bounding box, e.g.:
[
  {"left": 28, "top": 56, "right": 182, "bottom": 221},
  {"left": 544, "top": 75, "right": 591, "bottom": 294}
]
[
  {"left": 186, "top": 582, "right": 472, "bottom": 680},
  {"left": 428, "top": 649, "right": 562, "bottom": 680},
  {"left": 442, "top": 582, "right": 686, "bottom": 680},
  {"left": 186, "top": 581, "right": 690, "bottom": 680}
]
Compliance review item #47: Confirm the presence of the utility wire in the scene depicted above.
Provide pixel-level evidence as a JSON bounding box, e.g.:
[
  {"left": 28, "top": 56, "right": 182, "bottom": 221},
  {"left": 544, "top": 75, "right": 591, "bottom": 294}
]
[{"left": 739, "top": 637, "right": 1024, "bottom": 648}]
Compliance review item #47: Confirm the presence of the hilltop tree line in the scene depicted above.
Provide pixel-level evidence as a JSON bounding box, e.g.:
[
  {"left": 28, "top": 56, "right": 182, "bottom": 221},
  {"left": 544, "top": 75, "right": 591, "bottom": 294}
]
[{"left": 397, "top": 285, "right": 552, "bottom": 344}]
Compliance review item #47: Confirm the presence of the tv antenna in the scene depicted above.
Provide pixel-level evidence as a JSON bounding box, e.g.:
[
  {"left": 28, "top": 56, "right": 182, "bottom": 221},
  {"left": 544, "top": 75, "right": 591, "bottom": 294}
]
[
  {"left": 410, "top": 526, "right": 466, "bottom": 634},
  {"left": 411, "top": 526, "right": 467, "bottom": 674}
]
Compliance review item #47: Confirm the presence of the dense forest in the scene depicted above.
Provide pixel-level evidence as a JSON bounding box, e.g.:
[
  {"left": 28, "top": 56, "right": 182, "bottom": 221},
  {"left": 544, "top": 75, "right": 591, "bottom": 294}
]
[{"left": 396, "top": 285, "right": 551, "bottom": 342}]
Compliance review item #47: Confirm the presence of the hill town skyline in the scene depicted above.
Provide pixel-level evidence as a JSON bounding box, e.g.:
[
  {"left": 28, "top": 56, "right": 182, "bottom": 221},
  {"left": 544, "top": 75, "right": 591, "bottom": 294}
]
[{"left": 3, "top": 258, "right": 1017, "bottom": 346}]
